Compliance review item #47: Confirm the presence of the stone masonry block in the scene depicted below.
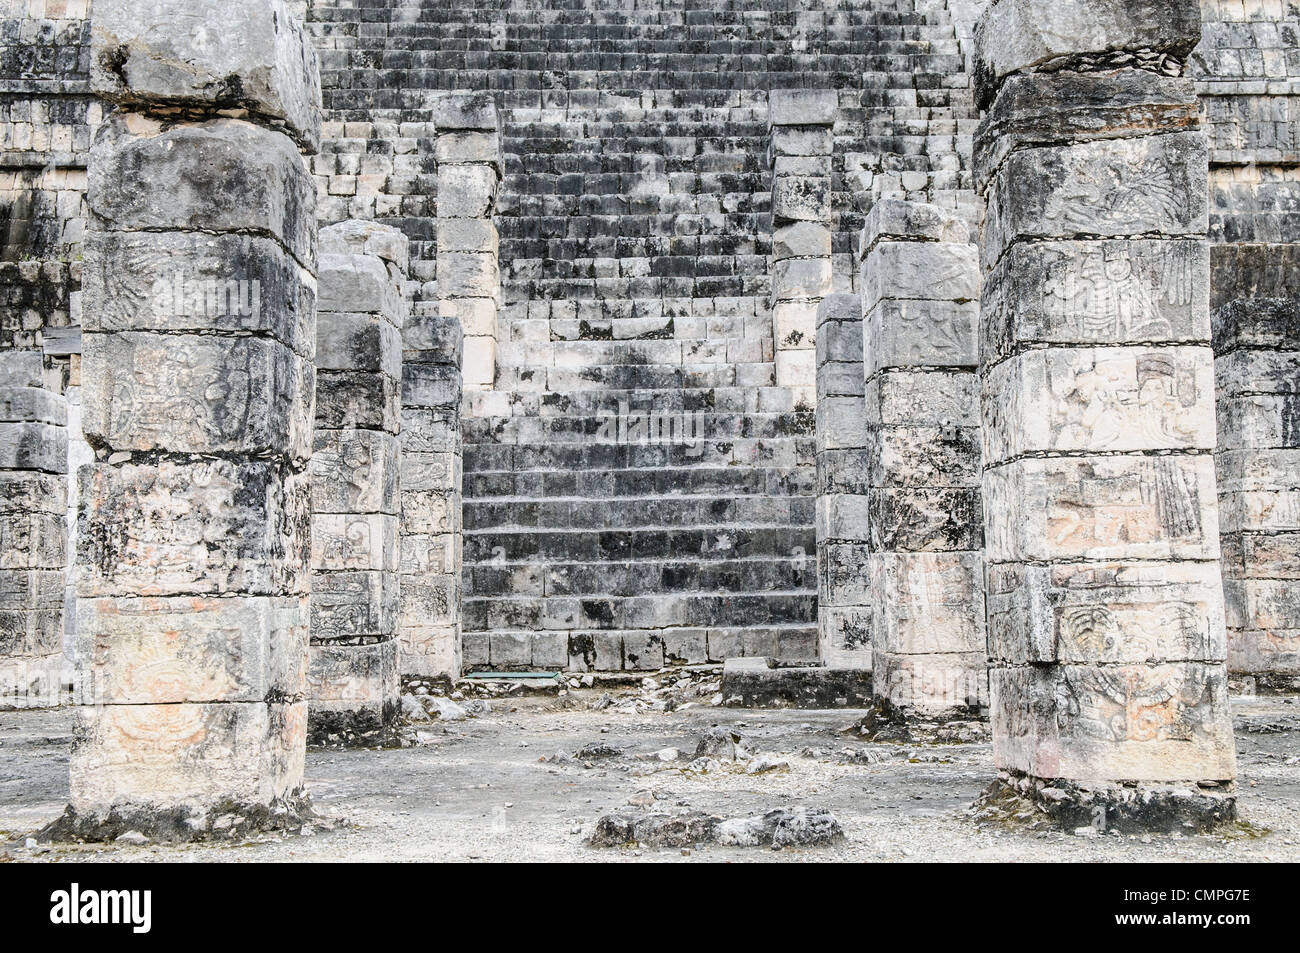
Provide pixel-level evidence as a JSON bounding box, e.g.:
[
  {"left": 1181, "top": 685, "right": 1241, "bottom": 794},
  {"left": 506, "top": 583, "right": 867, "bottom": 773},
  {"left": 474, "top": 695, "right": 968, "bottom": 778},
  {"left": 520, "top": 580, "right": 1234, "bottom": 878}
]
[
  {"left": 90, "top": 0, "right": 322, "bottom": 151},
  {"left": 769, "top": 88, "right": 838, "bottom": 126}
]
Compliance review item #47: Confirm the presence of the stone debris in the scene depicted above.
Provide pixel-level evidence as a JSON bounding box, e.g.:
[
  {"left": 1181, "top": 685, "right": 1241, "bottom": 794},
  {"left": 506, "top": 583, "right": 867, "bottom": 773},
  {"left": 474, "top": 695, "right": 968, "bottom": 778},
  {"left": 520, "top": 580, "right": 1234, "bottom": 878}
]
[{"left": 589, "top": 806, "right": 843, "bottom": 850}]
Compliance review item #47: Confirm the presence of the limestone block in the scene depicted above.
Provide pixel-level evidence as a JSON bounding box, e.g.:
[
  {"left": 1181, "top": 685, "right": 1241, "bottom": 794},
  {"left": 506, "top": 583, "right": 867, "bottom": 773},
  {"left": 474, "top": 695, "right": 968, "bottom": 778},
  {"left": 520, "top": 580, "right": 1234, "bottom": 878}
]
[
  {"left": 399, "top": 576, "right": 458, "bottom": 628},
  {"left": 89, "top": 115, "right": 316, "bottom": 268},
  {"left": 1222, "top": 531, "right": 1300, "bottom": 581},
  {"left": 319, "top": 219, "right": 409, "bottom": 272},
  {"left": 975, "top": 71, "right": 1200, "bottom": 190},
  {"left": 404, "top": 314, "right": 464, "bottom": 366},
  {"left": 311, "top": 429, "right": 400, "bottom": 516},
  {"left": 400, "top": 407, "right": 460, "bottom": 454},
  {"left": 773, "top": 221, "right": 832, "bottom": 261},
  {"left": 0, "top": 607, "right": 63, "bottom": 659},
  {"left": 771, "top": 175, "right": 830, "bottom": 223},
  {"left": 0, "top": 472, "right": 66, "bottom": 518},
  {"left": 769, "top": 88, "right": 838, "bottom": 126},
  {"left": 308, "top": 640, "right": 397, "bottom": 709},
  {"left": 866, "top": 426, "right": 982, "bottom": 490},
  {"left": 983, "top": 346, "right": 1217, "bottom": 465},
  {"left": 0, "top": 351, "right": 43, "bottom": 389},
  {"left": 990, "top": 663, "right": 1236, "bottom": 782},
  {"left": 316, "top": 312, "right": 402, "bottom": 376},
  {"left": 90, "top": 0, "right": 322, "bottom": 151},
  {"left": 864, "top": 371, "right": 978, "bottom": 428},
  {"left": 872, "top": 552, "right": 986, "bottom": 656},
  {"left": 773, "top": 301, "right": 817, "bottom": 349},
  {"left": 399, "top": 532, "right": 457, "bottom": 579},
  {"left": 435, "top": 131, "right": 503, "bottom": 172},
  {"left": 816, "top": 397, "right": 868, "bottom": 451},
  {"left": 438, "top": 218, "right": 499, "bottom": 257},
  {"left": 402, "top": 488, "right": 459, "bottom": 535},
  {"left": 984, "top": 455, "right": 1221, "bottom": 563},
  {"left": 82, "top": 230, "right": 317, "bottom": 357},
  {"left": 310, "top": 570, "right": 399, "bottom": 641},
  {"left": 78, "top": 460, "right": 310, "bottom": 597},
  {"left": 433, "top": 92, "right": 499, "bottom": 132},
  {"left": 820, "top": 606, "right": 872, "bottom": 657},
  {"left": 437, "top": 164, "right": 498, "bottom": 219},
  {"left": 403, "top": 362, "right": 463, "bottom": 411},
  {"left": 861, "top": 199, "right": 970, "bottom": 248},
  {"left": 0, "top": 511, "right": 66, "bottom": 570},
  {"left": 311, "top": 513, "right": 400, "bottom": 573},
  {"left": 980, "top": 240, "right": 1209, "bottom": 363},
  {"left": 314, "top": 370, "right": 401, "bottom": 433},
  {"left": 860, "top": 241, "right": 980, "bottom": 311},
  {"left": 973, "top": 0, "right": 1203, "bottom": 109},
  {"left": 317, "top": 252, "right": 404, "bottom": 323},
  {"left": 864, "top": 299, "right": 979, "bottom": 374},
  {"left": 82, "top": 331, "right": 314, "bottom": 460},
  {"left": 869, "top": 487, "right": 983, "bottom": 552},
  {"left": 400, "top": 450, "right": 460, "bottom": 494},
  {"left": 874, "top": 651, "right": 988, "bottom": 711},
  {"left": 0, "top": 387, "right": 66, "bottom": 425},
  {"left": 401, "top": 624, "right": 461, "bottom": 678},
  {"left": 772, "top": 257, "right": 832, "bottom": 302},
  {"left": 1215, "top": 396, "right": 1300, "bottom": 452},
  {"left": 437, "top": 251, "right": 499, "bottom": 299},
  {"left": 987, "top": 561, "right": 1227, "bottom": 665},
  {"left": 771, "top": 126, "right": 833, "bottom": 158},
  {"left": 76, "top": 595, "right": 308, "bottom": 704},
  {"left": 70, "top": 700, "right": 306, "bottom": 813},
  {"left": 0, "top": 570, "right": 65, "bottom": 611},
  {"left": 1215, "top": 350, "right": 1300, "bottom": 401},
  {"left": 816, "top": 493, "right": 871, "bottom": 543},
  {"left": 816, "top": 448, "right": 871, "bottom": 496},
  {"left": 981, "top": 133, "right": 1208, "bottom": 268},
  {"left": 820, "top": 542, "right": 873, "bottom": 604},
  {"left": 0, "top": 422, "right": 67, "bottom": 474}
]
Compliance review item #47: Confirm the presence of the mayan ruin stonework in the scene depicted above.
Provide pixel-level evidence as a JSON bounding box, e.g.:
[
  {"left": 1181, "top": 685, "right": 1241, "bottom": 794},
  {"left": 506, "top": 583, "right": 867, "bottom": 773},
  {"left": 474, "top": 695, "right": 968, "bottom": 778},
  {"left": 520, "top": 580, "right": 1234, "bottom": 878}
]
[{"left": 0, "top": 0, "right": 1298, "bottom": 862}]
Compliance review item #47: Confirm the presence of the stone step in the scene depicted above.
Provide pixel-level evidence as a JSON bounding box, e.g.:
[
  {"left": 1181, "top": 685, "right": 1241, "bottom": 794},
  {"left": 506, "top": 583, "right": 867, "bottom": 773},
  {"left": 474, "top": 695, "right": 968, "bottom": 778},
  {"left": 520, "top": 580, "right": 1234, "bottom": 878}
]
[
  {"left": 466, "top": 555, "right": 814, "bottom": 597},
  {"left": 463, "top": 591, "right": 816, "bottom": 632},
  {"left": 464, "top": 494, "right": 814, "bottom": 531},
  {"left": 463, "top": 464, "right": 811, "bottom": 498},
  {"left": 464, "top": 437, "right": 813, "bottom": 471},
  {"left": 462, "top": 411, "right": 813, "bottom": 444},
  {"left": 463, "top": 386, "right": 798, "bottom": 416},
  {"left": 463, "top": 624, "right": 819, "bottom": 671},
  {"left": 462, "top": 525, "right": 816, "bottom": 562}
]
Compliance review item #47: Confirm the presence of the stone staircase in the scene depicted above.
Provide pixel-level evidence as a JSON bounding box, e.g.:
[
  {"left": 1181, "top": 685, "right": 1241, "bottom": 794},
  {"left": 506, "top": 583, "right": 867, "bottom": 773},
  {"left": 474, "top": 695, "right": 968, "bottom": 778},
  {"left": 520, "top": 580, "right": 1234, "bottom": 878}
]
[{"left": 306, "top": 0, "right": 979, "bottom": 670}]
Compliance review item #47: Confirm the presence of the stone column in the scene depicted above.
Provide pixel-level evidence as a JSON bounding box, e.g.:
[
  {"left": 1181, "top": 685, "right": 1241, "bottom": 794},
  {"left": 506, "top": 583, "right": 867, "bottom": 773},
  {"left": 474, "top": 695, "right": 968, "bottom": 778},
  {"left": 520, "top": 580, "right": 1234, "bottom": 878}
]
[
  {"left": 399, "top": 306, "right": 464, "bottom": 680},
  {"left": 1214, "top": 248, "right": 1300, "bottom": 689},
  {"left": 55, "top": 0, "right": 321, "bottom": 840},
  {"left": 973, "top": 0, "right": 1237, "bottom": 830},
  {"left": 769, "top": 88, "right": 836, "bottom": 410},
  {"left": 814, "top": 293, "right": 872, "bottom": 671},
  {"left": 434, "top": 93, "right": 502, "bottom": 392},
  {"left": 858, "top": 200, "right": 986, "bottom": 735},
  {"left": 309, "top": 221, "right": 409, "bottom": 746},
  {"left": 0, "top": 349, "right": 67, "bottom": 709}
]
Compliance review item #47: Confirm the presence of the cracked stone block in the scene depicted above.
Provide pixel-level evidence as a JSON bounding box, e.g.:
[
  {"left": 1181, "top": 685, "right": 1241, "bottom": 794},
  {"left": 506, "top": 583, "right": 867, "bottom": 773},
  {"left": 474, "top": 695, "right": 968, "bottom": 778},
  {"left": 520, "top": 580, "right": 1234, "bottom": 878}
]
[
  {"left": 973, "top": 0, "right": 1202, "bottom": 109},
  {"left": 77, "top": 460, "right": 310, "bottom": 598},
  {"left": 75, "top": 596, "right": 308, "bottom": 705},
  {"left": 316, "top": 312, "right": 402, "bottom": 377},
  {"left": 768, "top": 88, "right": 838, "bottom": 126},
  {"left": 317, "top": 253, "right": 405, "bottom": 322},
  {"left": 90, "top": 0, "right": 322, "bottom": 151},
  {"left": 82, "top": 331, "right": 315, "bottom": 461},
  {"left": 89, "top": 115, "right": 316, "bottom": 269}
]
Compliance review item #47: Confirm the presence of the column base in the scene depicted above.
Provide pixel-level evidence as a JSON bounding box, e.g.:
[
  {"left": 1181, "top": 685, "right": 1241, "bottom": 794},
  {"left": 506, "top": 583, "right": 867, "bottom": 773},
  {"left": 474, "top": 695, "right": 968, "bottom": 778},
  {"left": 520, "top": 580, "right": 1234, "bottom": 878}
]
[
  {"left": 845, "top": 697, "right": 988, "bottom": 744},
  {"left": 37, "top": 791, "right": 315, "bottom": 844},
  {"left": 306, "top": 699, "right": 400, "bottom": 749},
  {"left": 971, "top": 772, "right": 1238, "bottom": 834}
]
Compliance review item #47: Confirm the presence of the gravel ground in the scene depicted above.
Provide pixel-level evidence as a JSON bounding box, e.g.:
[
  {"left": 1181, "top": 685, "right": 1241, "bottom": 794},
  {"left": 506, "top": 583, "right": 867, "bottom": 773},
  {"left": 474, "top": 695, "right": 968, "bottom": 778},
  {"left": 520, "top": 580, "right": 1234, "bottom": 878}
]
[{"left": 1, "top": 691, "right": 1297, "bottom": 863}]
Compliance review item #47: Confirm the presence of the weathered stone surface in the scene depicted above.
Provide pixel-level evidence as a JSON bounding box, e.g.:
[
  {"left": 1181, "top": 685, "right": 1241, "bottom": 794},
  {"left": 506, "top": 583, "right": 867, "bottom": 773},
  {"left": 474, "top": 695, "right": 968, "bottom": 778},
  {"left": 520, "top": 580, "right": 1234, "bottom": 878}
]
[
  {"left": 981, "top": 240, "right": 1210, "bottom": 363},
  {"left": 869, "top": 487, "right": 983, "bottom": 552},
  {"left": 69, "top": 700, "right": 307, "bottom": 814},
  {"left": 975, "top": 70, "right": 1201, "bottom": 190},
  {"left": 874, "top": 650, "right": 988, "bottom": 712},
  {"left": 307, "top": 640, "right": 397, "bottom": 717},
  {"left": 990, "top": 663, "right": 1236, "bottom": 782},
  {"left": 89, "top": 115, "right": 316, "bottom": 268},
  {"left": 987, "top": 561, "right": 1227, "bottom": 665},
  {"left": 435, "top": 132, "right": 504, "bottom": 173},
  {"left": 982, "top": 346, "right": 1218, "bottom": 464},
  {"left": 314, "top": 370, "right": 401, "bottom": 433},
  {"left": 864, "top": 371, "right": 978, "bottom": 428},
  {"left": 0, "top": 422, "right": 67, "bottom": 474},
  {"left": 311, "top": 514, "right": 400, "bottom": 573},
  {"left": 721, "top": 657, "right": 873, "bottom": 708},
  {"left": 866, "top": 426, "right": 981, "bottom": 490},
  {"left": 981, "top": 133, "right": 1209, "bottom": 268},
  {"left": 984, "top": 455, "right": 1220, "bottom": 563},
  {"left": 316, "top": 312, "right": 402, "bottom": 376},
  {"left": 311, "top": 429, "right": 400, "bottom": 515},
  {"left": 310, "top": 570, "right": 400, "bottom": 641},
  {"left": 77, "top": 460, "right": 310, "bottom": 597},
  {"left": 432, "top": 91, "right": 499, "bottom": 131},
  {"left": 75, "top": 596, "right": 308, "bottom": 705},
  {"left": 771, "top": 175, "right": 830, "bottom": 224},
  {"left": 864, "top": 299, "right": 979, "bottom": 375},
  {"left": 973, "top": 0, "right": 1203, "bottom": 109},
  {"left": 436, "top": 164, "right": 497, "bottom": 219},
  {"left": 861, "top": 242, "right": 981, "bottom": 312},
  {"left": 317, "top": 253, "right": 404, "bottom": 323},
  {"left": 769, "top": 88, "right": 838, "bottom": 126},
  {"left": 872, "top": 552, "right": 987, "bottom": 656},
  {"left": 82, "top": 331, "right": 315, "bottom": 461},
  {"left": 81, "top": 230, "right": 317, "bottom": 357},
  {"left": 773, "top": 221, "right": 832, "bottom": 261},
  {"left": 90, "top": 0, "right": 322, "bottom": 151},
  {"left": 319, "top": 219, "right": 410, "bottom": 272},
  {"left": 862, "top": 198, "right": 970, "bottom": 248}
]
